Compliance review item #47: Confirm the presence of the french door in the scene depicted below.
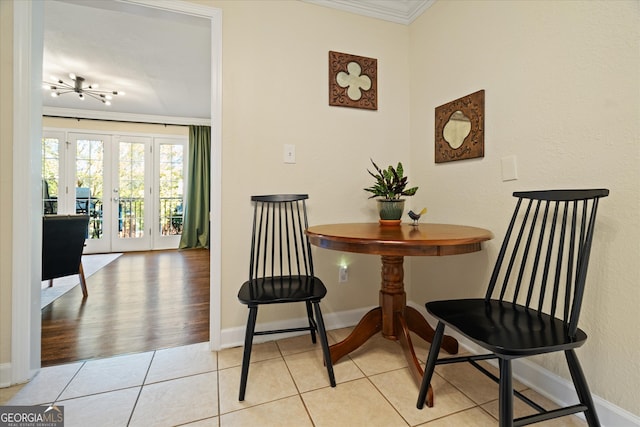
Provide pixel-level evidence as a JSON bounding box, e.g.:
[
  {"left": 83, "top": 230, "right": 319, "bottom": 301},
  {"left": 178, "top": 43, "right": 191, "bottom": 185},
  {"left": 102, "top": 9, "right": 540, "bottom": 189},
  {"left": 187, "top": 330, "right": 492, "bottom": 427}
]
[
  {"left": 154, "top": 138, "right": 187, "bottom": 250},
  {"left": 42, "top": 130, "right": 187, "bottom": 253},
  {"left": 69, "top": 133, "right": 112, "bottom": 253},
  {"left": 110, "top": 135, "right": 152, "bottom": 252}
]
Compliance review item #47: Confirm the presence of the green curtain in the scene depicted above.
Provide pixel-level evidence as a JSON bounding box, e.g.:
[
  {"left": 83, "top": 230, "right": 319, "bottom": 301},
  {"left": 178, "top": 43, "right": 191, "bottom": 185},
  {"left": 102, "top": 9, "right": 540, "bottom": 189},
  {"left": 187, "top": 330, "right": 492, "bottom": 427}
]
[{"left": 179, "top": 125, "right": 211, "bottom": 249}]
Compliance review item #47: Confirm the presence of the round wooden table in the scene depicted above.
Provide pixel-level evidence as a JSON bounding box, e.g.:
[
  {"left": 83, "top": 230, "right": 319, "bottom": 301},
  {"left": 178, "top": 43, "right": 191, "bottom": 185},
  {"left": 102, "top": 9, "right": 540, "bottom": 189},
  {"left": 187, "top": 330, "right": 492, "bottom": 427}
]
[{"left": 306, "top": 222, "right": 493, "bottom": 406}]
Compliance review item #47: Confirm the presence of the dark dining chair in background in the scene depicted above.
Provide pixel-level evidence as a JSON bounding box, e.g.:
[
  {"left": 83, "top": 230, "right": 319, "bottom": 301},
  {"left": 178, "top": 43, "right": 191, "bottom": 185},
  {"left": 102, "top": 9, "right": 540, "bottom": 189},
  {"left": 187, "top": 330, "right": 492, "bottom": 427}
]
[
  {"left": 75, "top": 187, "right": 91, "bottom": 214},
  {"left": 417, "top": 189, "right": 609, "bottom": 427},
  {"left": 42, "top": 179, "right": 57, "bottom": 214},
  {"left": 237, "top": 194, "right": 336, "bottom": 401},
  {"left": 42, "top": 214, "right": 90, "bottom": 298}
]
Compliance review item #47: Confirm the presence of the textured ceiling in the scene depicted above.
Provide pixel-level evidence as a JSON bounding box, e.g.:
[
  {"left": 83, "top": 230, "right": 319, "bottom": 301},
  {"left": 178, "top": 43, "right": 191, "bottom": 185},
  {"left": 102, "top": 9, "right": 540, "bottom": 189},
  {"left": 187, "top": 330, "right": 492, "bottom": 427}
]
[{"left": 42, "top": 0, "right": 433, "bottom": 124}]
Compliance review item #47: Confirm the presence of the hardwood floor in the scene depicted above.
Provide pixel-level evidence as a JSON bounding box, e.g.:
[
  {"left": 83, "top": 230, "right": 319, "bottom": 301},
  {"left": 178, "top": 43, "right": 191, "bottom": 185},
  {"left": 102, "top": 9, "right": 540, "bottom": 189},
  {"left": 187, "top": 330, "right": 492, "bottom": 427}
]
[{"left": 41, "top": 249, "right": 210, "bottom": 367}]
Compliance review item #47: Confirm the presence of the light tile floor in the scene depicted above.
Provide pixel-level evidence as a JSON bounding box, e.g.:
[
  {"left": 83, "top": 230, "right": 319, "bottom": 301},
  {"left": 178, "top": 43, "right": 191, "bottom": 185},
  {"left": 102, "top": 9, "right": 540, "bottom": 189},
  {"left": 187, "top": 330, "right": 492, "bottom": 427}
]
[{"left": 1, "top": 328, "right": 586, "bottom": 427}]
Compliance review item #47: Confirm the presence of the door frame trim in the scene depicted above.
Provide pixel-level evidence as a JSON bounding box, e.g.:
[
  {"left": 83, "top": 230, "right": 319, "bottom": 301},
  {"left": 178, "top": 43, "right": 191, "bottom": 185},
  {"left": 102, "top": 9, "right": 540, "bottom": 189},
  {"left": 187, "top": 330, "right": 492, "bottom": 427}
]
[
  {"left": 11, "top": 0, "right": 43, "bottom": 384},
  {"left": 10, "top": 0, "right": 222, "bottom": 384}
]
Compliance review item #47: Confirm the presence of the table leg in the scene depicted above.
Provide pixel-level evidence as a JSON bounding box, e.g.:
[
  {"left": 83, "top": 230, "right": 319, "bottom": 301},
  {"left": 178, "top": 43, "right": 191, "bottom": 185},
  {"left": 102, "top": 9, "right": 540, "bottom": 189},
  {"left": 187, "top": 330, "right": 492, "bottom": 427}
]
[
  {"left": 396, "top": 312, "right": 434, "bottom": 407},
  {"left": 329, "top": 307, "right": 381, "bottom": 364},
  {"left": 405, "top": 306, "right": 458, "bottom": 354},
  {"left": 328, "top": 255, "right": 403, "bottom": 363},
  {"left": 379, "top": 256, "right": 405, "bottom": 339},
  {"left": 328, "top": 254, "right": 458, "bottom": 409}
]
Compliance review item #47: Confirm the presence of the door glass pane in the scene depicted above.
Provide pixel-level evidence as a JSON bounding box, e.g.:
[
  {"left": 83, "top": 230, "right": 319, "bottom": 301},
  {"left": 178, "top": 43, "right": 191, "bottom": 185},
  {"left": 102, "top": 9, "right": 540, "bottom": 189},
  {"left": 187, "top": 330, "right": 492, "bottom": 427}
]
[
  {"left": 42, "top": 137, "right": 59, "bottom": 214},
  {"left": 119, "top": 141, "right": 146, "bottom": 238},
  {"left": 76, "top": 138, "right": 104, "bottom": 239},
  {"left": 159, "top": 144, "right": 184, "bottom": 236}
]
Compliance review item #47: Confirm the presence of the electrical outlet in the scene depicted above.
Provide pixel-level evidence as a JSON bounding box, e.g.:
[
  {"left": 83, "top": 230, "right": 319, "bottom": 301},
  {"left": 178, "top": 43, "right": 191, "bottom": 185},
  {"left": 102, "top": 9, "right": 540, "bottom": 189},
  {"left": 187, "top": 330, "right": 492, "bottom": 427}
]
[{"left": 339, "top": 265, "right": 348, "bottom": 283}]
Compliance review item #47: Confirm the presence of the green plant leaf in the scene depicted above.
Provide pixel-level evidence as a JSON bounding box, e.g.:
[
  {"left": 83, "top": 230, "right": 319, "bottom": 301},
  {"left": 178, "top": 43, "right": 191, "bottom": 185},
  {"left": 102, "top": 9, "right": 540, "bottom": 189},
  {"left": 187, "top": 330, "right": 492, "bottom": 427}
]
[
  {"left": 365, "top": 159, "right": 418, "bottom": 199},
  {"left": 402, "top": 186, "right": 418, "bottom": 196}
]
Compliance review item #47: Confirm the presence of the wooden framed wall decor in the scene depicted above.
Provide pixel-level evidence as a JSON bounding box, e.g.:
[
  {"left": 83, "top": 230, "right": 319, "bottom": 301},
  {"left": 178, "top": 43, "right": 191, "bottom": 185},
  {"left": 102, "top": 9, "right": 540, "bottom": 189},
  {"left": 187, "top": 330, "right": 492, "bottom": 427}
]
[
  {"left": 329, "top": 51, "right": 377, "bottom": 110},
  {"left": 435, "top": 90, "right": 485, "bottom": 163}
]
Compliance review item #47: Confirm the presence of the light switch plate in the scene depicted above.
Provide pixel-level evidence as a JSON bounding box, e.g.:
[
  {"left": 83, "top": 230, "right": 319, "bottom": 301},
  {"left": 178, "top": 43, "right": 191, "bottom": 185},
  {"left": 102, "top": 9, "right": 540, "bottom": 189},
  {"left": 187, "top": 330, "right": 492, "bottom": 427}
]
[
  {"left": 284, "top": 144, "right": 296, "bottom": 164},
  {"left": 501, "top": 155, "right": 518, "bottom": 181}
]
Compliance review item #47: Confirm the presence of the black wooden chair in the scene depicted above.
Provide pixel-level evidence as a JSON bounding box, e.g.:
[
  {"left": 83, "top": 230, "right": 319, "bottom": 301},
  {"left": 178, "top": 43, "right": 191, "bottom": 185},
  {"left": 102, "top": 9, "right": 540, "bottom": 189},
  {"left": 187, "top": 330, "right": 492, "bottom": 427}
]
[
  {"left": 42, "top": 214, "right": 90, "bottom": 298},
  {"left": 237, "top": 194, "right": 336, "bottom": 401},
  {"left": 417, "top": 189, "right": 608, "bottom": 427}
]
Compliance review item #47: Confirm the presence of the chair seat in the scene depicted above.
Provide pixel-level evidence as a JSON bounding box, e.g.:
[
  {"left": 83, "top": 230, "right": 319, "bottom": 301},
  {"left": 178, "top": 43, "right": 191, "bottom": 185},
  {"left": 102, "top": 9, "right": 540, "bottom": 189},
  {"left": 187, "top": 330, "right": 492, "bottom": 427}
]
[
  {"left": 427, "top": 299, "right": 588, "bottom": 357},
  {"left": 238, "top": 275, "right": 327, "bottom": 305}
]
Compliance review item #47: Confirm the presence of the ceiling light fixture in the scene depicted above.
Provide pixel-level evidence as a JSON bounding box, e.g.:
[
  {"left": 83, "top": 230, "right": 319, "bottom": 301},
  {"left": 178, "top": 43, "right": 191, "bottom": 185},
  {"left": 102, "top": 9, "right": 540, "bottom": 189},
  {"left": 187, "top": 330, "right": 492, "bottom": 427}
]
[{"left": 43, "top": 73, "right": 125, "bottom": 106}]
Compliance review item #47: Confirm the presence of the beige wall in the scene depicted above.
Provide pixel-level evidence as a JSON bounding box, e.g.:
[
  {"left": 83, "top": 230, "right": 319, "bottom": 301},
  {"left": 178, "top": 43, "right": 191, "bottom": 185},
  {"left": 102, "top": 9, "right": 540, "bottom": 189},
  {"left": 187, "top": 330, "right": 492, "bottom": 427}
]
[
  {"left": 212, "top": 0, "right": 412, "bottom": 328},
  {"left": 408, "top": 0, "right": 640, "bottom": 415},
  {"left": 0, "top": 0, "right": 14, "bottom": 368}
]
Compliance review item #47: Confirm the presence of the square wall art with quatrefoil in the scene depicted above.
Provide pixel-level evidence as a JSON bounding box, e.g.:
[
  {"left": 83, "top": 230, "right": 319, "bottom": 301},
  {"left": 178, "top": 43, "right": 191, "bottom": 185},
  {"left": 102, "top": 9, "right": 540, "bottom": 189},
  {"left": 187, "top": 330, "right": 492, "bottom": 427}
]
[{"left": 329, "top": 51, "right": 377, "bottom": 110}]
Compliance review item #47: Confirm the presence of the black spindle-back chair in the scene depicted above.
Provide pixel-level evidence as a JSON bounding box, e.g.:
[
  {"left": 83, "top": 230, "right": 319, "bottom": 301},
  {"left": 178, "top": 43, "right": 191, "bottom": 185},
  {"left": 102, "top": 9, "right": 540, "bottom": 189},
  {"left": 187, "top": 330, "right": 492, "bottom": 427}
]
[
  {"left": 237, "top": 194, "right": 336, "bottom": 401},
  {"left": 417, "top": 189, "right": 608, "bottom": 427}
]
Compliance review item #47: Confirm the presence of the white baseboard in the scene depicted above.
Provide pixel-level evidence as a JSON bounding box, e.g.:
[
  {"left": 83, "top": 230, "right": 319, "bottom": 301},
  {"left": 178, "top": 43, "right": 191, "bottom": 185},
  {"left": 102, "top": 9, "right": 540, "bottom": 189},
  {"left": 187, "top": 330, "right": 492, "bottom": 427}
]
[
  {"left": 221, "top": 302, "right": 639, "bottom": 426},
  {"left": 405, "top": 301, "right": 640, "bottom": 427}
]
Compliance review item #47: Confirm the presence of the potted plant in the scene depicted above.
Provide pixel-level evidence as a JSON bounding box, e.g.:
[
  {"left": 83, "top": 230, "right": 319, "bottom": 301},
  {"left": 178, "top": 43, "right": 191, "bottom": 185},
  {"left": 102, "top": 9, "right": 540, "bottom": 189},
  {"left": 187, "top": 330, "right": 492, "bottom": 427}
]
[{"left": 364, "top": 159, "right": 418, "bottom": 223}]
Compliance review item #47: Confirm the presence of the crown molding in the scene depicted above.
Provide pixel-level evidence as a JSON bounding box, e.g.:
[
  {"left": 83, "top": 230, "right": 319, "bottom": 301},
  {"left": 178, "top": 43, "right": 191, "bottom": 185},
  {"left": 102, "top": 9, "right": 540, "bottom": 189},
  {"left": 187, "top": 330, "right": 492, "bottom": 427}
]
[
  {"left": 118, "top": 0, "right": 217, "bottom": 18},
  {"left": 302, "top": 0, "right": 435, "bottom": 25}
]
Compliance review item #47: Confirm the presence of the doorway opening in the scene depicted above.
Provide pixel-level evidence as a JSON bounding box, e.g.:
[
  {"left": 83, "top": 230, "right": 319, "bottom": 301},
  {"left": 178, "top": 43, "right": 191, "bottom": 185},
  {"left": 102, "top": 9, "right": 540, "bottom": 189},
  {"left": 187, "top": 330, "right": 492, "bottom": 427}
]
[{"left": 10, "top": 0, "right": 222, "bottom": 383}]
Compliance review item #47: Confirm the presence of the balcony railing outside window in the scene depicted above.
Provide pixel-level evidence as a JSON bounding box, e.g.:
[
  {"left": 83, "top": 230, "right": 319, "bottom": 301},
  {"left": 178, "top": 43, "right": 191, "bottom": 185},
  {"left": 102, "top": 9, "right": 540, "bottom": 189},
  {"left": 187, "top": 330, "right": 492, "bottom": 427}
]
[
  {"left": 160, "top": 197, "right": 183, "bottom": 236},
  {"left": 109, "top": 197, "right": 183, "bottom": 238},
  {"left": 118, "top": 197, "right": 144, "bottom": 238},
  {"left": 70, "top": 196, "right": 183, "bottom": 240}
]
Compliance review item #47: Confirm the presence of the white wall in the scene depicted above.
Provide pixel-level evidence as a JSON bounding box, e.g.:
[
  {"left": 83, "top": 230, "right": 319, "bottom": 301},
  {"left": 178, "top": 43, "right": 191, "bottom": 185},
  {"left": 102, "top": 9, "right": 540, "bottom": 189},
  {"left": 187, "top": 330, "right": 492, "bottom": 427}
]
[{"left": 408, "top": 0, "right": 640, "bottom": 416}]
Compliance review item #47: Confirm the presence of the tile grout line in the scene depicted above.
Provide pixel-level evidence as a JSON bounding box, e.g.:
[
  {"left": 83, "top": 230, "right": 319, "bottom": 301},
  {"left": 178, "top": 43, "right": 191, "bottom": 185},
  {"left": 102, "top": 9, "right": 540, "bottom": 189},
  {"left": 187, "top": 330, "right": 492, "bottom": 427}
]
[
  {"left": 364, "top": 371, "right": 412, "bottom": 426},
  {"left": 433, "top": 369, "right": 499, "bottom": 423},
  {"left": 125, "top": 349, "right": 157, "bottom": 426},
  {"left": 53, "top": 360, "right": 87, "bottom": 406},
  {"left": 19, "top": 328, "right": 577, "bottom": 426}
]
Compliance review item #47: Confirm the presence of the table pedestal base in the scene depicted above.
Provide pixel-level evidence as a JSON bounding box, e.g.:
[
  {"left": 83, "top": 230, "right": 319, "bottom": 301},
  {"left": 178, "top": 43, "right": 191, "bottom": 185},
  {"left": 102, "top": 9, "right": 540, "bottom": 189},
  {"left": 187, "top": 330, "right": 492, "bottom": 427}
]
[{"left": 328, "top": 255, "right": 459, "bottom": 407}]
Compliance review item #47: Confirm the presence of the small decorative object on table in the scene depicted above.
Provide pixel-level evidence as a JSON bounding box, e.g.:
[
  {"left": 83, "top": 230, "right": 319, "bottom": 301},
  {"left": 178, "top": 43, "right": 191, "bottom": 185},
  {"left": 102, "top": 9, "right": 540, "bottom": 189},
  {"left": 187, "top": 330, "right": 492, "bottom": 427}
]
[
  {"left": 364, "top": 159, "right": 418, "bottom": 225},
  {"left": 408, "top": 208, "right": 427, "bottom": 225}
]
